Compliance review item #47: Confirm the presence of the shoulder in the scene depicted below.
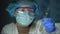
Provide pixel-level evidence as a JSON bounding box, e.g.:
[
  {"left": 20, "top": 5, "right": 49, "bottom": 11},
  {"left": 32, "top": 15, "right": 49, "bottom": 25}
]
[
  {"left": 1, "top": 23, "right": 17, "bottom": 34},
  {"left": 2, "top": 23, "right": 15, "bottom": 30},
  {"left": 29, "top": 20, "right": 44, "bottom": 34},
  {"left": 36, "top": 20, "right": 43, "bottom": 27}
]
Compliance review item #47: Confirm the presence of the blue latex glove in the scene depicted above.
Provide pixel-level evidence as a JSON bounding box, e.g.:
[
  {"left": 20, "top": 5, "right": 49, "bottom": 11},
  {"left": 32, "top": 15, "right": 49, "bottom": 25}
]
[{"left": 42, "top": 18, "right": 56, "bottom": 33}]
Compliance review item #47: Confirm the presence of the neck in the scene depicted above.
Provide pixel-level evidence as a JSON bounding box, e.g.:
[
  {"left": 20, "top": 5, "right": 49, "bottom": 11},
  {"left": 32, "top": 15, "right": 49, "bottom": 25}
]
[{"left": 16, "top": 23, "right": 29, "bottom": 34}]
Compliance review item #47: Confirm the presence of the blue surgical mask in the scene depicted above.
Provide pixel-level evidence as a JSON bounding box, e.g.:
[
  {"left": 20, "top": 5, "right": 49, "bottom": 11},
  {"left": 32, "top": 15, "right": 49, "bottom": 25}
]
[{"left": 16, "top": 11, "right": 35, "bottom": 27}]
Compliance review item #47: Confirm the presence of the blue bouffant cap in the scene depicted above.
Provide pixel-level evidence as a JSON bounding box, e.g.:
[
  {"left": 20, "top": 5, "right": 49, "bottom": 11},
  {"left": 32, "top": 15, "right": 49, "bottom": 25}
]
[
  {"left": 6, "top": 1, "right": 39, "bottom": 17},
  {"left": 42, "top": 18, "right": 56, "bottom": 33}
]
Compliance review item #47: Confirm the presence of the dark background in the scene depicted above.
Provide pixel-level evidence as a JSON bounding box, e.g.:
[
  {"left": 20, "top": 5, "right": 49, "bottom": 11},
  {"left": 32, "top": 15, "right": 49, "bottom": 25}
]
[
  {"left": 0, "top": 0, "right": 12, "bottom": 33},
  {"left": 0, "top": 0, "right": 60, "bottom": 33}
]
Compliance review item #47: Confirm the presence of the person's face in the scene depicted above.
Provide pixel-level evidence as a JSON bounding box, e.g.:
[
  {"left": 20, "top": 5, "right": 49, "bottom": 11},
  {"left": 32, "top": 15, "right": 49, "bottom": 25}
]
[{"left": 14, "top": 5, "right": 35, "bottom": 27}]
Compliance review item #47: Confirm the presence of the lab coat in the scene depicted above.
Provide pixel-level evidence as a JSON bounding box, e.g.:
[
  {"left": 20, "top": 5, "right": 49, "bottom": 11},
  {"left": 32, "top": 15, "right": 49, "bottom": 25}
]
[{"left": 1, "top": 20, "right": 60, "bottom": 34}]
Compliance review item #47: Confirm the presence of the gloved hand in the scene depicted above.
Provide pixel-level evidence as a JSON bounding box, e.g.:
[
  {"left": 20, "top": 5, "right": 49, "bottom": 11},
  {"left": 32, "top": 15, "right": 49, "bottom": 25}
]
[{"left": 42, "top": 18, "right": 56, "bottom": 33}]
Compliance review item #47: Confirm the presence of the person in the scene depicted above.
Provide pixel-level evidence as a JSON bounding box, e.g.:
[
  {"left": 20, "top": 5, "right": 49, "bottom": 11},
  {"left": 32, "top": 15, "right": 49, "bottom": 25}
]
[
  {"left": 1, "top": 0, "right": 60, "bottom": 34},
  {"left": 1, "top": 1, "right": 40, "bottom": 34}
]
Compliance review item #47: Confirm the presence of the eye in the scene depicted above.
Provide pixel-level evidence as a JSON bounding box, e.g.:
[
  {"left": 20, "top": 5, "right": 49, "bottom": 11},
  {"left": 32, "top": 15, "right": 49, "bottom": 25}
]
[
  {"left": 15, "top": 11, "right": 19, "bottom": 13},
  {"left": 21, "top": 9, "right": 25, "bottom": 11},
  {"left": 28, "top": 9, "right": 34, "bottom": 12}
]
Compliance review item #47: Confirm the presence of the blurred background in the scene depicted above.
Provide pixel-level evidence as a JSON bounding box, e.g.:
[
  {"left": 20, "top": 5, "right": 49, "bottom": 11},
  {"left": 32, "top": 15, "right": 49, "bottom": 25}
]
[{"left": 0, "top": 0, "right": 60, "bottom": 33}]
